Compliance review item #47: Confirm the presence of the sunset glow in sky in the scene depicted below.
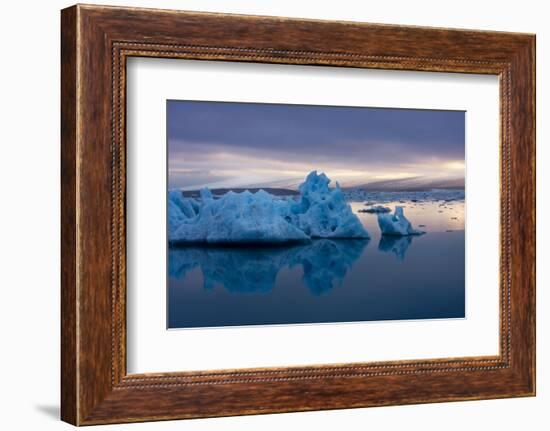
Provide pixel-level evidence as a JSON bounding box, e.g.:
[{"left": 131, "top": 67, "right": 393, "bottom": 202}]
[{"left": 167, "top": 100, "right": 465, "bottom": 190}]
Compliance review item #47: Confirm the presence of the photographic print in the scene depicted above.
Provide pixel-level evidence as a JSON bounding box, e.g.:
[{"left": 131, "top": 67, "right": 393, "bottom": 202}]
[{"left": 167, "top": 100, "right": 465, "bottom": 329}]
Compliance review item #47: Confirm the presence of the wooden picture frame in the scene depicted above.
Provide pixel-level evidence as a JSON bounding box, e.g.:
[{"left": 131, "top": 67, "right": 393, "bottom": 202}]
[{"left": 61, "top": 4, "right": 535, "bottom": 425}]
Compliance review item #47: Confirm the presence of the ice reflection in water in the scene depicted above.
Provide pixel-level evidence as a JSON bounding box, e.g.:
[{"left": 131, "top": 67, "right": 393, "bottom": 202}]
[
  {"left": 169, "top": 239, "right": 369, "bottom": 295},
  {"left": 378, "top": 235, "right": 415, "bottom": 261}
]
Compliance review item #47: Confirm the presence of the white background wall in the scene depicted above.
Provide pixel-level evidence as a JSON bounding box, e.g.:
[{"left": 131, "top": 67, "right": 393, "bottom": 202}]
[{"left": 0, "top": 0, "right": 546, "bottom": 429}]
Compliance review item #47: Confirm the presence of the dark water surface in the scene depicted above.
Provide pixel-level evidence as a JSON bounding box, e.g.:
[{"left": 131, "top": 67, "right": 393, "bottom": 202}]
[
  {"left": 168, "top": 233, "right": 464, "bottom": 328},
  {"left": 168, "top": 200, "right": 465, "bottom": 329}
]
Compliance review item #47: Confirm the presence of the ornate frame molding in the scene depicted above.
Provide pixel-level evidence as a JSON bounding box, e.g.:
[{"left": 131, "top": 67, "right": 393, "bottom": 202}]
[{"left": 61, "top": 5, "right": 535, "bottom": 425}]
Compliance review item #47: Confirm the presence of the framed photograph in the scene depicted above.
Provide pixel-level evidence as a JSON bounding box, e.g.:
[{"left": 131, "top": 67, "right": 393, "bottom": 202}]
[{"left": 61, "top": 4, "right": 536, "bottom": 425}]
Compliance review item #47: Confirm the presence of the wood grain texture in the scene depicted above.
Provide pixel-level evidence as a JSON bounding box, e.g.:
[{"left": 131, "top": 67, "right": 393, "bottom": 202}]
[
  {"left": 60, "top": 5, "right": 78, "bottom": 425},
  {"left": 60, "top": 4, "right": 536, "bottom": 425}
]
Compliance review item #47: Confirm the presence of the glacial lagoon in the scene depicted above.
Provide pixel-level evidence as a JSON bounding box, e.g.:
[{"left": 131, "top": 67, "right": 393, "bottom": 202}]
[{"left": 168, "top": 195, "right": 465, "bottom": 329}]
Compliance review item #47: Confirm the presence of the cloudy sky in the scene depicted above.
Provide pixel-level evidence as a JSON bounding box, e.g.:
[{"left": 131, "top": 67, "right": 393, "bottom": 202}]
[{"left": 167, "top": 100, "right": 465, "bottom": 190}]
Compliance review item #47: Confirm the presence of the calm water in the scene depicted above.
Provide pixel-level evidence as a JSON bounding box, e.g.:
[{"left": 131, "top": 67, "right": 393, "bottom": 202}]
[{"left": 168, "top": 199, "right": 465, "bottom": 329}]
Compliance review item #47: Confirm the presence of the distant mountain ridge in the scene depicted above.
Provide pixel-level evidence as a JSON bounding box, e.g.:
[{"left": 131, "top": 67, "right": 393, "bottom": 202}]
[
  {"left": 182, "top": 187, "right": 299, "bottom": 198},
  {"left": 181, "top": 176, "right": 464, "bottom": 195},
  {"left": 245, "top": 176, "right": 465, "bottom": 192},
  {"left": 345, "top": 176, "right": 465, "bottom": 191}
]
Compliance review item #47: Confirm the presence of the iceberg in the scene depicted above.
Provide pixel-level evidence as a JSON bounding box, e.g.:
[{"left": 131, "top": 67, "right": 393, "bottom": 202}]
[
  {"left": 168, "top": 190, "right": 199, "bottom": 237},
  {"left": 170, "top": 189, "right": 309, "bottom": 245},
  {"left": 169, "top": 171, "right": 369, "bottom": 244},
  {"left": 289, "top": 171, "right": 369, "bottom": 240},
  {"left": 358, "top": 205, "right": 391, "bottom": 214},
  {"left": 377, "top": 206, "right": 425, "bottom": 236}
]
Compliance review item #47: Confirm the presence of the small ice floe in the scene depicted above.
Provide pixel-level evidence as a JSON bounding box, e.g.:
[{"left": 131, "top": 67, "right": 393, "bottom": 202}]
[
  {"left": 377, "top": 206, "right": 425, "bottom": 236},
  {"left": 343, "top": 188, "right": 464, "bottom": 205},
  {"left": 358, "top": 205, "right": 391, "bottom": 214}
]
